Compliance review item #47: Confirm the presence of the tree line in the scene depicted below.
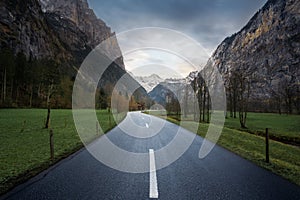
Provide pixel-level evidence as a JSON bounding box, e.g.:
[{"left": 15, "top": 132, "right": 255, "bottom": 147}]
[
  {"left": 0, "top": 48, "right": 73, "bottom": 109},
  {"left": 0, "top": 48, "right": 149, "bottom": 113},
  {"left": 165, "top": 66, "right": 299, "bottom": 129},
  {"left": 165, "top": 76, "right": 212, "bottom": 123}
]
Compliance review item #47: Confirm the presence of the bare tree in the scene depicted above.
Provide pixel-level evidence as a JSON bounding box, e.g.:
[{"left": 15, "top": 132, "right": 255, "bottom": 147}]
[
  {"left": 191, "top": 78, "right": 198, "bottom": 121},
  {"left": 271, "top": 75, "right": 298, "bottom": 115},
  {"left": 45, "top": 81, "right": 54, "bottom": 129},
  {"left": 228, "top": 71, "right": 238, "bottom": 118},
  {"left": 43, "top": 60, "right": 59, "bottom": 129},
  {"left": 183, "top": 84, "right": 189, "bottom": 118},
  {"left": 235, "top": 71, "right": 251, "bottom": 128}
]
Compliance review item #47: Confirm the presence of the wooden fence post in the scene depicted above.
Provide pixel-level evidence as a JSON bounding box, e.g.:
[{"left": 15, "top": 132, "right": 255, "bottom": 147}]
[
  {"left": 50, "top": 129, "right": 54, "bottom": 161},
  {"left": 266, "top": 128, "right": 269, "bottom": 163}
]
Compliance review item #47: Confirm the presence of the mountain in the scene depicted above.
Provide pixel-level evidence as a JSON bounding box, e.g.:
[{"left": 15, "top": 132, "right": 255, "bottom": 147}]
[
  {"left": 0, "top": 0, "right": 148, "bottom": 108},
  {"left": 132, "top": 74, "right": 164, "bottom": 92},
  {"left": 132, "top": 73, "right": 191, "bottom": 94},
  {"left": 148, "top": 72, "right": 196, "bottom": 106},
  {"left": 38, "top": 0, "right": 124, "bottom": 69},
  {"left": 0, "top": 0, "right": 67, "bottom": 61},
  {"left": 0, "top": 0, "right": 124, "bottom": 70},
  {"left": 201, "top": 0, "right": 300, "bottom": 113}
]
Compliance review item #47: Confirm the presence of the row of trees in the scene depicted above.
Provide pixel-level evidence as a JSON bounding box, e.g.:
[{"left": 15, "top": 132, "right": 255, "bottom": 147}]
[
  {"left": 0, "top": 48, "right": 73, "bottom": 109},
  {"left": 0, "top": 48, "right": 149, "bottom": 112},
  {"left": 165, "top": 76, "right": 211, "bottom": 123},
  {"left": 100, "top": 87, "right": 147, "bottom": 113},
  {"left": 270, "top": 75, "right": 300, "bottom": 115},
  {"left": 227, "top": 70, "right": 300, "bottom": 119},
  {"left": 164, "top": 67, "right": 298, "bottom": 129},
  {"left": 226, "top": 70, "right": 251, "bottom": 128}
]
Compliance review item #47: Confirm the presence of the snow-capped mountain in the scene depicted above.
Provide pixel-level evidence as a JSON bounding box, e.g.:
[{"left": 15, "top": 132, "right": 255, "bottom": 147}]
[
  {"left": 131, "top": 74, "right": 164, "bottom": 93},
  {"left": 128, "top": 71, "right": 198, "bottom": 105},
  {"left": 129, "top": 71, "right": 198, "bottom": 93}
]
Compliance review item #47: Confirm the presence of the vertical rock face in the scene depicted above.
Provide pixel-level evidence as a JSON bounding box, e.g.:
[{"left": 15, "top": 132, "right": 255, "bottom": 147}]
[
  {"left": 208, "top": 0, "right": 300, "bottom": 100},
  {"left": 40, "top": 0, "right": 111, "bottom": 47},
  {"left": 39, "top": 0, "right": 125, "bottom": 69},
  {"left": 0, "top": 0, "right": 124, "bottom": 69},
  {"left": 0, "top": 0, "right": 69, "bottom": 61},
  {"left": 0, "top": 0, "right": 151, "bottom": 108}
]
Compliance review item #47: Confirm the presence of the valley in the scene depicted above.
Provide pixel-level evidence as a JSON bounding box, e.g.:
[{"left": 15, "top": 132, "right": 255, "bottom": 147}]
[{"left": 0, "top": 0, "right": 299, "bottom": 199}]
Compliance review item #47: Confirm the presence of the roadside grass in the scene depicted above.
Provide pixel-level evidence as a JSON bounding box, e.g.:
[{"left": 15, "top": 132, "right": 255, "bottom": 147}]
[
  {"left": 155, "top": 111, "right": 300, "bottom": 145},
  {"left": 0, "top": 109, "right": 123, "bottom": 195},
  {"left": 225, "top": 113, "right": 300, "bottom": 145},
  {"left": 148, "top": 112, "right": 300, "bottom": 186}
]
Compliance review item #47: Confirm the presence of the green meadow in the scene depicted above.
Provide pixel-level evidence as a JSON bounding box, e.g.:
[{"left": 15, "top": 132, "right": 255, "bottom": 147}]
[{"left": 0, "top": 109, "right": 121, "bottom": 194}]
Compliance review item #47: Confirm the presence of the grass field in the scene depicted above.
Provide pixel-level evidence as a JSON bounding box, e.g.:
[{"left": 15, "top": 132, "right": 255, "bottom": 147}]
[
  {"left": 225, "top": 113, "right": 300, "bottom": 145},
  {"left": 0, "top": 109, "right": 123, "bottom": 194},
  {"left": 156, "top": 111, "right": 300, "bottom": 145},
  {"left": 148, "top": 111, "right": 300, "bottom": 186}
]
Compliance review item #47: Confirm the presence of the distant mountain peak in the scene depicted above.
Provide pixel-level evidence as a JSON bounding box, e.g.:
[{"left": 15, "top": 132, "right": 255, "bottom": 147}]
[
  {"left": 131, "top": 73, "right": 193, "bottom": 93},
  {"left": 132, "top": 74, "right": 164, "bottom": 93}
]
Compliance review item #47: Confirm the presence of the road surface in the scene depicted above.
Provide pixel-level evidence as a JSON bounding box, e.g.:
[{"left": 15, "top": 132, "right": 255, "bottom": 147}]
[{"left": 1, "top": 112, "right": 300, "bottom": 199}]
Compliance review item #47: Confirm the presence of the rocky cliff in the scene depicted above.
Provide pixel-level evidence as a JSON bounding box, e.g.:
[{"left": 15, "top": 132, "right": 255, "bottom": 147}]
[
  {"left": 0, "top": 0, "right": 68, "bottom": 61},
  {"left": 40, "top": 0, "right": 111, "bottom": 47},
  {"left": 0, "top": 0, "right": 150, "bottom": 108},
  {"left": 0, "top": 0, "right": 124, "bottom": 70},
  {"left": 209, "top": 0, "right": 300, "bottom": 104},
  {"left": 39, "top": 0, "right": 124, "bottom": 69}
]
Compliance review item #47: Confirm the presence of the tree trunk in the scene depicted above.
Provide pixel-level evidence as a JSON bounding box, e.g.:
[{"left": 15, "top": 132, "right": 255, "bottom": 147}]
[
  {"left": 37, "top": 83, "right": 41, "bottom": 98},
  {"left": 202, "top": 88, "right": 206, "bottom": 122},
  {"left": 233, "top": 89, "right": 237, "bottom": 118},
  {"left": 45, "top": 106, "right": 51, "bottom": 129},
  {"left": 278, "top": 97, "right": 282, "bottom": 115},
  {"left": 288, "top": 96, "right": 292, "bottom": 114},
  {"left": 29, "top": 84, "right": 33, "bottom": 108},
  {"left": 183, "top": 85, "right": 188, "bottom": 118},
  {"left": 229, "top": 91, "right": 233, "bottom": 117},
  {"left": 45, "top": 83, "right": 53, "bottom": 129},
  {"left": 198, "top": 89, "right": 202, "bottom": 122},
  {"left": 193, "top": 94, "right": 197, "bottom": 121},
  {"left": 3, "top": 67, "right": 6, "bottom": 103},
  {"left": 207, "top": 93, "right": 210, "bottom": 123},
  {"left": 16, "top": 85, "right": 19, "bottom": 105}
]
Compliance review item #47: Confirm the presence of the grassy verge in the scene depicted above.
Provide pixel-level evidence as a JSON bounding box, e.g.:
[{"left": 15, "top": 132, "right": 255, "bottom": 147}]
[
  {"left": 153, "top": 112, "right": 300, "bottom": 145},
  {"left": 0, "top": 109, "right": 124, "bottom": 195},
  {"left": 225, "top": 113, "right": 300, "bottom": 145},
  {"left": 148, "top": 112, "right": 300, "bottom": 186}
]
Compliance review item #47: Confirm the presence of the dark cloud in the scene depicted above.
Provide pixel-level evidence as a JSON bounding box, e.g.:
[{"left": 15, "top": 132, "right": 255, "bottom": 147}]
[{"left": 88, "top": 0, "right": 267, "bottom": 54}]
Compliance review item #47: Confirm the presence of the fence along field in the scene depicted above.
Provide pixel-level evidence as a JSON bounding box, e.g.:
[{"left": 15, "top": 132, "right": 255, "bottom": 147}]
[{"left": 0, "top": 109, "right": 123, "bottom": 194}]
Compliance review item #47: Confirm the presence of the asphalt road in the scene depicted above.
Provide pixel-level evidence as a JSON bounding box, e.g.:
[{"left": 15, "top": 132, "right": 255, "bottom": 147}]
[{"left": 2, "top": 112, "right": 300, "bottom": 200}]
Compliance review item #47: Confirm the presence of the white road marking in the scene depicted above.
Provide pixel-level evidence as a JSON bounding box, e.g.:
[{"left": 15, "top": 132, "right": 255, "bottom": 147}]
[
  {"left": 149, "top": 149, "right": 158, "bottom": 199},
  {"left": 146, "top": 123, "right": 149, "bottom": 128}
]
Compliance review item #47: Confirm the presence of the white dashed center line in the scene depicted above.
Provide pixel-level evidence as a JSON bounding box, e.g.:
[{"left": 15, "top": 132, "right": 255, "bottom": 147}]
[
  {"left": 149, "top": 149, "right": 158, "bottom": 199},
  {"left": 146, "top": 123, "right": 149, "bottom": 128}
]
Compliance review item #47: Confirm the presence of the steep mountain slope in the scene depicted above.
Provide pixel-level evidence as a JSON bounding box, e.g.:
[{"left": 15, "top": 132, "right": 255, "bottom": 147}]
[
  {"left": 0, "top": 0, "right": 123, "bottom": 69},
  {"left": 205, "top": 0, "right": 300, "bottom": 112},
  {"left": 149, "top": 82, "right": 184, "bottom": 106},
  {"left": 0, "top": 0, "right": 68, "bottom": 61},
  {"left": 39, "top": 0, "right": 124, "bottom": 69},
  {"left": 0, "top": 0, "right": 149, "bottom": 108}
]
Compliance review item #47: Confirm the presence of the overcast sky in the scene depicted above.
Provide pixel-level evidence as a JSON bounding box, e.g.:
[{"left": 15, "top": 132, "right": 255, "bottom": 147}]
[{"left": 88, "top": 0, "right": 267, "bottom": 78}]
